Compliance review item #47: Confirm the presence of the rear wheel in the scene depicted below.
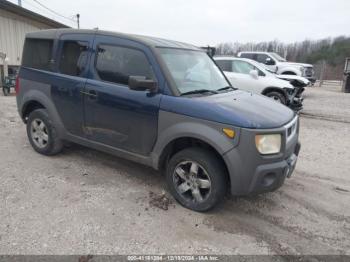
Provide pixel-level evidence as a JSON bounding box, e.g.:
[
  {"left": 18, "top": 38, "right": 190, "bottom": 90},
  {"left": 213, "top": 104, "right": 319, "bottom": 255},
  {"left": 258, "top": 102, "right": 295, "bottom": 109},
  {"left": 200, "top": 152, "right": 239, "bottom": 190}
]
[
  {"left": 266, "top": 91, "right": 287, "bottom": 105},
  {"left": 2, "top": 87, "right": 10, "bottom": 96},
  {"left": 26, "top": 109, "right": 63, "bottom": 155},
  {"left": 166, "top": 147, "right": 227, "bottom": 212}
]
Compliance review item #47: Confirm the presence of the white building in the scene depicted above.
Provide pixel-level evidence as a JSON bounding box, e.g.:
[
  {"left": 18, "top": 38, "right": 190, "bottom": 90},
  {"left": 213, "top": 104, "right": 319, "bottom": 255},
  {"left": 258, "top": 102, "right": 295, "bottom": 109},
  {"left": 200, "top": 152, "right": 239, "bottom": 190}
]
[{"left": 0, "top": 0, "right": 68, "bottom": 80}]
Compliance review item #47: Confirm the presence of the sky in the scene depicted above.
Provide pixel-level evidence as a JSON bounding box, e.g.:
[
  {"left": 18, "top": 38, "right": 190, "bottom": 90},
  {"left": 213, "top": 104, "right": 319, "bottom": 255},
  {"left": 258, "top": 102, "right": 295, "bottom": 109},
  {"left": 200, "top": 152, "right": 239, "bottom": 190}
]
[{"left": 10, "top": 0, "right": 350, "bottom": 46}]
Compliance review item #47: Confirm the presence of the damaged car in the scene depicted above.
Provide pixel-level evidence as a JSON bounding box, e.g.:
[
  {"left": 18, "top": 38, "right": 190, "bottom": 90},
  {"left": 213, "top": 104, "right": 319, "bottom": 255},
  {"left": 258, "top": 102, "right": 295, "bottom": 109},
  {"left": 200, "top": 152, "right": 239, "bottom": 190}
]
[{"left": 214, "top": 56, "right": 306, "bottom": 111}]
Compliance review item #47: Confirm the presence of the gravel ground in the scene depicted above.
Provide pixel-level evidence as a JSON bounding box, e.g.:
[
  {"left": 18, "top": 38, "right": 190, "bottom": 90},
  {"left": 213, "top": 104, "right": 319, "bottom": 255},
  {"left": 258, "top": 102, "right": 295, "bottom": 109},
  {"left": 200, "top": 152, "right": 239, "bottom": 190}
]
[{"left": 0, "top": 86, "right": 349, "bottom": 255}]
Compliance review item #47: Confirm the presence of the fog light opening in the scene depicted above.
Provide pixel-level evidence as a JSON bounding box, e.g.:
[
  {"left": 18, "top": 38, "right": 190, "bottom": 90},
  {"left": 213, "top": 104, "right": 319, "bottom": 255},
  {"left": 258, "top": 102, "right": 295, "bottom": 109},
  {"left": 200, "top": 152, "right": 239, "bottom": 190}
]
[{"left": 262, "top": 172, "right": 277, "bottom": 187}]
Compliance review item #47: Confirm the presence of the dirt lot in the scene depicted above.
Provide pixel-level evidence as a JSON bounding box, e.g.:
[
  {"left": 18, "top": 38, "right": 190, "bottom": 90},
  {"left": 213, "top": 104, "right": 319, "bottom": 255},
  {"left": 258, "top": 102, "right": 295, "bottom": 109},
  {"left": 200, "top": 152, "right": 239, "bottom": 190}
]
[{"left": 0, "top": 85, "right": 349, "bottom": 255}]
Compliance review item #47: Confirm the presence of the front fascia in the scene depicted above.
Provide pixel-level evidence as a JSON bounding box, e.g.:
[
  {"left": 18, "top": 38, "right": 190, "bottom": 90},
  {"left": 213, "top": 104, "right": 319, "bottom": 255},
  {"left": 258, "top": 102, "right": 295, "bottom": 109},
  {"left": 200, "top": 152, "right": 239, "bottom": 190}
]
[{"left": 224, "top": 116, "right": 299, "bottom": 195}]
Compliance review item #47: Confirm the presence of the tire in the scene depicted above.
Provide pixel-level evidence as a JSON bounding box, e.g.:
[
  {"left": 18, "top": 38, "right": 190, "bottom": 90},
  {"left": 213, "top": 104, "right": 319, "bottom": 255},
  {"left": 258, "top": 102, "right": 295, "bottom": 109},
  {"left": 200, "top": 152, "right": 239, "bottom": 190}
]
[
  {"left": 266, "top": 91, "right": 287, "bottom": 105},
  {"left": 26, "top": 109, "right": 63, "bottom": 156},
  {"left": 166, "top": 147, "right": 228, "bottom": 212},
  {"left": 3, "top": 87, "right": 10, "bottom": 96}
]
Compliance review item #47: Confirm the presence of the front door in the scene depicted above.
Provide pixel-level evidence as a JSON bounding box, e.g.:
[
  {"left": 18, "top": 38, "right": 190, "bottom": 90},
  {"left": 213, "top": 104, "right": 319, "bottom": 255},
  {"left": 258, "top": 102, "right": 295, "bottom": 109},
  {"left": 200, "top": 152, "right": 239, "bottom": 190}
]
[
  {"left": 83, "top": 36, "right": 162, "bottom": 156},
  {"left": 255, "top": 53, "right": 277, "bottom": 72},
  {"left": 227, "top": 60, "right": 265, "bottom": 94}
]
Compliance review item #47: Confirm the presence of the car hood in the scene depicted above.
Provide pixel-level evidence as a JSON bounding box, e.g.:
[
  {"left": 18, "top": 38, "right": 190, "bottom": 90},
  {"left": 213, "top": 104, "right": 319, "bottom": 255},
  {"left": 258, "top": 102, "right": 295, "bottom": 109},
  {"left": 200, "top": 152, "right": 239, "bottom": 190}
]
[
  {"left": 281, "top": 62, "right": 313, "bottom": 68},
  {"left": 161, "top": 90, "right": 295, "bottom": 129},
  {"left": 275, "top": 74, "right": 310, "bottom": 85},
  {"left": 263, "top": 75, "right": 294, "bottom": 89}
]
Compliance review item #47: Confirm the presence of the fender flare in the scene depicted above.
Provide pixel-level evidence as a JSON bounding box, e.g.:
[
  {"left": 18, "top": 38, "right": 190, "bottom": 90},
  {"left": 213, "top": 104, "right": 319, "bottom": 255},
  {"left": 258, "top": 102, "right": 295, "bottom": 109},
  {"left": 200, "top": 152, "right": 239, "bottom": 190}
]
[
  {"left": 151, "top": 120, "right": 240, "bottom": 170},
  {"left": 21, "top": 89, "right": 66, "bottom": 138},
  {"left": 278, "top": 67, "right": 300, "bottom": 76},
  {"left": 262, "top": 86, "right": 288, "bottom": 97}
]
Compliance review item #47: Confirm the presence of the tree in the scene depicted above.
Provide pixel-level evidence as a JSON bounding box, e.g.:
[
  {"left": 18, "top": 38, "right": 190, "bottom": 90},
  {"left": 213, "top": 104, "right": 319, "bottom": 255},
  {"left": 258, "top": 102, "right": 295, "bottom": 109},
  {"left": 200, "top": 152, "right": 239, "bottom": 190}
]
[{"left": 215, "top": 36, "right": 350, "bottom": 80}]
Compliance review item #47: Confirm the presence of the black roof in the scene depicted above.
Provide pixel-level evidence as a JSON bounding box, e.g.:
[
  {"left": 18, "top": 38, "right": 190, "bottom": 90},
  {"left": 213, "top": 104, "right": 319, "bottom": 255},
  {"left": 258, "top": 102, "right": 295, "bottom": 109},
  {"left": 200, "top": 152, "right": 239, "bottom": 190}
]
[
  {"left": 0, "top": 0, "right": 69, "bottom": 28},
  {"left": 26, "top": 28, "right": 201, "bottom": 50}
]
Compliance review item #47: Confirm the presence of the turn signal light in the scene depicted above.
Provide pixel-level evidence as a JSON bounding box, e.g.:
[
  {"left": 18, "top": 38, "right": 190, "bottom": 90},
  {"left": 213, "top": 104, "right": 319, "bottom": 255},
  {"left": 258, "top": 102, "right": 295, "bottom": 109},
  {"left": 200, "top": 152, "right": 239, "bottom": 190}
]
[{"left": 223, "top": 128, "right": 235, "bottom": 138}]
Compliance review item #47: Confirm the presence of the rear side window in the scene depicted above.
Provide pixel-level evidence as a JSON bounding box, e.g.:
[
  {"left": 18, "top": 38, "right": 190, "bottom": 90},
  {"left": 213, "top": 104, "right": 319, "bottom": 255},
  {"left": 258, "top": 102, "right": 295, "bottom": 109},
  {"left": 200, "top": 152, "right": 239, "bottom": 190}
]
[
  {"left": 240, "top": 53, "right": 254, "bottom": 59},
  {"left": 232, "top": 60, "right": 256, "bottom": 74},
  {"left": 22, "top": 38, "right": 53, "bottom": 71},
  {"left": 95, "top": 45, "right": 154, "bottom": 85},
  {"left": 59, "top": 41, "right": 89, "bottom": 76},
  {"left": 215, "top": 60, "right": 232, "bottom": 72}
]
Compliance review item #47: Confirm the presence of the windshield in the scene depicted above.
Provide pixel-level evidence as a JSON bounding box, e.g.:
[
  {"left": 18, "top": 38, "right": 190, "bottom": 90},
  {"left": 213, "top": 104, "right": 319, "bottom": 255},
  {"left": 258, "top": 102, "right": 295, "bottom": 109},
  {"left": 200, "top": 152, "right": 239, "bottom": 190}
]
[
  {"left": 269, "top": 52, "right": 286, "bottom": 62},
  {"left": 157, "top": 48, "right": 230, "bottom": 95}
]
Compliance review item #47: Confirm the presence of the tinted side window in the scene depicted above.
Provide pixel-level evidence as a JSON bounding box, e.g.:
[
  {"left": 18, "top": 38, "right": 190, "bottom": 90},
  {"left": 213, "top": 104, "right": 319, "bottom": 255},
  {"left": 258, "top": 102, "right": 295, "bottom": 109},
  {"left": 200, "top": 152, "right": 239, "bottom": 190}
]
[
  {"left": 95, "top": 45, "right": 154, "bottom": 85},
  {"left": 232, "top": 60, "right": 256, "bottom": 74},
  {"left": 256, "top": 54, "right": 269, "bottom": 63},
  {"left": 240, "top": 53, "right": 254, "bottom": 59},
  {"left": 22, "top": 39, "right": 53, "bottom": 71},
  {"left": 59, "top": 41, "right": 89, "bottom": 76},
  {"left": 215, "top": 60, "right": 232, "bottom": 72}
]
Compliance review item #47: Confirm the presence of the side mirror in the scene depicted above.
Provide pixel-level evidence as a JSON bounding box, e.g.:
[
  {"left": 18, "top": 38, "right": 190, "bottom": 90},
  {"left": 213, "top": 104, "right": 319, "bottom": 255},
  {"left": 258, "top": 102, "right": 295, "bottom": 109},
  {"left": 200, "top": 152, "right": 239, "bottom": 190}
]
[
  {"left": 249, "top": 69, "right": 259, "bottom": 79},
  {"left": 265, "top": 57, "right": 276, "bottom": 65},
  {"left": 128, "top": 76, "right": 158, "bottom": 93}
]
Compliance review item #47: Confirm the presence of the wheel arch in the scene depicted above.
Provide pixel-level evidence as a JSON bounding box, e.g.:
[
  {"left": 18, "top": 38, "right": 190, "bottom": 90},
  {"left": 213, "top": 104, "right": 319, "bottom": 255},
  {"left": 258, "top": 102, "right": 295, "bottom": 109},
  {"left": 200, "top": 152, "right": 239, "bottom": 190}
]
[
  {"left": 151, "top": 117, "right": 240, "bottom": 191},
  {"left": 20, "top": 90, "right": 66, "bottom": 137},
  {"left": 22, "top": 100, "right": 46, "bottom": 122},
  {"left": 157, "top": 136, "right": 228, "bottom": 171},
  {"left": 262, "top": 86, "right": 287, "bottom": 97},
  {"left": 279, "top": 68, "right": 299, "bottom": 75},
  {"left": 155, "top": 135, "right": 231, "bottom": 192}
]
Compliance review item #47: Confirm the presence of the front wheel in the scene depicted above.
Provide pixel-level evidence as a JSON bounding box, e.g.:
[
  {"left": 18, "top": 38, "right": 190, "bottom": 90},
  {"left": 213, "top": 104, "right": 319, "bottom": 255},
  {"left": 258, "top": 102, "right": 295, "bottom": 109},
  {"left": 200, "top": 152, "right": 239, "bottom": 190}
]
[
  {"left": 266, "top": 91, "right": 287, "bottom": 105},
  {"left": 166, "top": 148, "right": 228, "bottom": 212}
]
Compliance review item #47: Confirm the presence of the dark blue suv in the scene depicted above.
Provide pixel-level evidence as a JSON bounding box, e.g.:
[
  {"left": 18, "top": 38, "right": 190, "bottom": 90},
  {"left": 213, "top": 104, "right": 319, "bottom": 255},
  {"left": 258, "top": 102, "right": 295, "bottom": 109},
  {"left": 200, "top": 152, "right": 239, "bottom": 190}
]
[{"left": 16, "top": 29, "right": 300, "bottom": 211}]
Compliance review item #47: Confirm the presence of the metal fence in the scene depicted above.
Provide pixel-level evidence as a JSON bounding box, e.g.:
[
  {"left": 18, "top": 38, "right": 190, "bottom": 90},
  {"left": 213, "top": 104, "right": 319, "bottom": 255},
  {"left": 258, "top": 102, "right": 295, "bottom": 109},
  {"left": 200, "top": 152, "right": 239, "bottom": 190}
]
[{"left": 313, "top": 60, "right": 344, "bottom": 81}]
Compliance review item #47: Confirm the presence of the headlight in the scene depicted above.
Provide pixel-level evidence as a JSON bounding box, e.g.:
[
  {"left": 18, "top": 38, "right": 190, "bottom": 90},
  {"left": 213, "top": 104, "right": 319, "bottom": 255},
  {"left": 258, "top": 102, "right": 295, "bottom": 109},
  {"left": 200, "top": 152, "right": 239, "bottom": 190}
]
[
  {"left": 255, "top": 134, "right": 281, "bottom": 155},
  {"left": 299, "top": 66, "right": 305, "bottom": 75},
  {"left": 284, "top": 87, "right": 294, "bottom": 95}
]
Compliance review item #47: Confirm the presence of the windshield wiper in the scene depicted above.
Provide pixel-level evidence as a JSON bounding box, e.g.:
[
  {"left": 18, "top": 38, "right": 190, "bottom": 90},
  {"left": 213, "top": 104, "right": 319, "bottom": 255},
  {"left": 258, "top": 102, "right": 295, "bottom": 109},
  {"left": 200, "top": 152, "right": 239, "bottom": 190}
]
[
  {"left": 217, "top": 86, "right": 231, "bottom": 91},
  {"left": 180, "top": 89, "right": 218, "bottom": 96},
  {"left": 217, "top": 86, "right": 235, "bottom": 92}
]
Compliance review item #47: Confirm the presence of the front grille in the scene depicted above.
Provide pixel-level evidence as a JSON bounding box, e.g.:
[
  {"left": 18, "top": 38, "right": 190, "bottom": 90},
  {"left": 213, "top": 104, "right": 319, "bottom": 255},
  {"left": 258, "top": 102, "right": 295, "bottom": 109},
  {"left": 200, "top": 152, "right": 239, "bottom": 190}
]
[
  {"left": 305, "top": 67, "right": 314, "bottom": 77},
  {"left": 287, "top": 123, "right": 296, "bottom": 137},
  {"left": 285, "top": 116, "right": 298, "bottom": 143}
]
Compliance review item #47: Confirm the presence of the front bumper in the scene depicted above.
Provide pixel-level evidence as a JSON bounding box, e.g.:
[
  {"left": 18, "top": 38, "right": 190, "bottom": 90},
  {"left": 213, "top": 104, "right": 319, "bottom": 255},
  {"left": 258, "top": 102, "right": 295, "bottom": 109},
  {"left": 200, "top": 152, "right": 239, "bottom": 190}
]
[
  {"left": 288, "top": 97, "right": 303, "bottom": 111},
  {"left": 223, "top": 117, "right": 300, "bottom": 196},
  {"left": 248, "top": 142, "right": 300, "bottom": 194},
  {"left": 306, "top": 77, "right": 316, "bottom": 84},
  {"left": 286, "top": 87, "right": 305, "bottom": 111}
]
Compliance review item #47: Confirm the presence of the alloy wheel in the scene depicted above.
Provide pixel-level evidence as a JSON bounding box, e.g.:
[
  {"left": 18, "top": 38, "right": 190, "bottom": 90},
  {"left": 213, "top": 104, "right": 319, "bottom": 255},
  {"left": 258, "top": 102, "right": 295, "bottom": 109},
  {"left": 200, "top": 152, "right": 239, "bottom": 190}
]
[
  {"left": 173, "top": 161, "right": 211, "bottom": 203},
  {"left": 30, "top": 118, "right": 49, "bottom": 148}
]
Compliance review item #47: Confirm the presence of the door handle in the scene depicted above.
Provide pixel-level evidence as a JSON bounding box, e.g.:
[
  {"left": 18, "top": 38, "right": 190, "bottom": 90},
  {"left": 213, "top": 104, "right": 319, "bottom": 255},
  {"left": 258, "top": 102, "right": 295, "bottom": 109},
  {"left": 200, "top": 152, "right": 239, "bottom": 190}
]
[
  {"left": 58, "top": 86, "right": 68, "bottom": 92},
  {"left": 88, "top": 90, "right": 97, "bottom": 98},
  {"left": 81, "top": 90, "right": 98, "bottom": 99}
]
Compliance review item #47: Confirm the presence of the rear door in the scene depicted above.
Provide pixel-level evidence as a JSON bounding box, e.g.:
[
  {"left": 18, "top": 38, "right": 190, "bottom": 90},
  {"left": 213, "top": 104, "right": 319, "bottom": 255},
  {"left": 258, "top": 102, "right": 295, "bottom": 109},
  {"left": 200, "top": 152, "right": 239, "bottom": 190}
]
[
  {"left": 51, "top": 33, "right": 94, "bottom": 137},
  {"left": 83, "top": 35, "right": 162, "bottom": 155},
  {"left": 230, "top": 60, "right": 265, "bottom": 93},
  {"left": 216, "top": 59, "right": 258, "bottom": 91}
]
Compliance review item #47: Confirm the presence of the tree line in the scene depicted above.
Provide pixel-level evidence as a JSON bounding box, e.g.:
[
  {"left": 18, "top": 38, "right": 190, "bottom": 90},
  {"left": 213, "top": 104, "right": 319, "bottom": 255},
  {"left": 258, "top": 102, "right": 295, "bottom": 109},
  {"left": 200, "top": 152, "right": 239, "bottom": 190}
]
[{"left": 216, "top": 36, "right": 350, "bottom": 80}]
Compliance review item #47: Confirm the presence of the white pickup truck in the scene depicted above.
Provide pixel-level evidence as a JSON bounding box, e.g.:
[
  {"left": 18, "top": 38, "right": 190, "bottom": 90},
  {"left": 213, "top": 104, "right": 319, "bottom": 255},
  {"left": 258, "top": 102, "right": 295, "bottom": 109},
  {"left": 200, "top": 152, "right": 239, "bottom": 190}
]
[{"left": 238, "top": 51, "right": 316, "bottom": 85}]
